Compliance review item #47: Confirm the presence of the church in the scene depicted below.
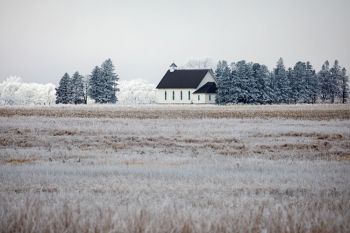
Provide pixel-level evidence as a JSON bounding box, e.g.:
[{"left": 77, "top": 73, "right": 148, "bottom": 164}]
[{"left": 156, "top": 63, "right": 217, "bottom": 104}]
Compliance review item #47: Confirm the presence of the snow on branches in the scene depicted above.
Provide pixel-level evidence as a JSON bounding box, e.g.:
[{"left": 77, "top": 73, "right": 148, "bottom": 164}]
[{"left": 0, "top": 77, "right": 55, "bottom": 105}]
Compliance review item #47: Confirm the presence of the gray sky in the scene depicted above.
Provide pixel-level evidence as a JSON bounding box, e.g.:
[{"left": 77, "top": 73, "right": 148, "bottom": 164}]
[{"left": 0, "top": 0, "right": 349, "bottom": 85}]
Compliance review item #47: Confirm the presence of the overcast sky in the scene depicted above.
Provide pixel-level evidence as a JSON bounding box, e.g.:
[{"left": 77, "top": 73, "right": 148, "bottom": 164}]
[{"left": 0, "top": 0, "right": 349, "bottom": 85}]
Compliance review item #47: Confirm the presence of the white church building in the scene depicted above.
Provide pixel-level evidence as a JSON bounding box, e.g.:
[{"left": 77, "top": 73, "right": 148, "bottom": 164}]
[{"left": 156, "top": 63, "right": 217, "bottom": 104}]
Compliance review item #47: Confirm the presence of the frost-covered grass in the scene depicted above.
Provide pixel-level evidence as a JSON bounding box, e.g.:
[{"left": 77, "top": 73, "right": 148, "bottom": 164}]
[
  {"left": 0, "top": 103, "right": 349, "bottom": 120},
  {"left": 0, "top": 106, "right": 349, "bottom": 232}
]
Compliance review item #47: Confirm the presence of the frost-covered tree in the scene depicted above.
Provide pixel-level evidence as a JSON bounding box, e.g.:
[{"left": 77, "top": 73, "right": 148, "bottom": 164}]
[
  {"left": 56, "top": 73, "right": 72, "bottom": 104},
  {"left": 339, "top": 67, "right": 349, "bottom": 103},
  {"left": 329, "top": 60, "right": 342, "bottom": 103},
  {"left": 318, "top": 61, "right": 331, "bottom": 102},
  {"left": 100, "top": 58, "right": 119, "bottom": 103},
  {"left": 286, "top": 68, "right": 294, "bottom": 103},
  {"left": 183, "top": 58, "right": 215, "bottom": 69},
  {"left": 118, "top": 79, "right": 156, "bottom": 104},
  {"left": 302, "top": 62, "right": 318, "bottom": 103},
  {"left": 82, "top": 75, "right": 89, "bottom": 104},
  {"left": 252, "top": 63, "right": 273, "bottom": 104},
  {"left": 272, "top": 58, "right": 291, "bottom": 103},
  {"left": 88, "top": 66, "right": 103, "bottom": 103},
  {"left": 230, "top": 61, "right": 254, "bottom": 104},
  {"left": 215, "top": 60, "right": 231, "bottom": 104},
  {"left": 71, "top": 72, "right": 85, "bottom": 104},
  {"left": 213, "top": 58, "right": 347, "bottom": 105},
  {"left": 88, "top": 59, "right": 119, "bottom": 104},
  {"left": 0, "top": 77, "right": 55, "bottom": 105},
  {"left": 290, "top": 62, "right": 307, "bottom": 103}
]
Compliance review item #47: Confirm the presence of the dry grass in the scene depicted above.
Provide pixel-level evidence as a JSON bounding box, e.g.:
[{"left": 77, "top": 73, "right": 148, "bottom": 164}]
[
  {"left": 0, "top": 105, "right": 349, "bottom": 233},
  {"left": 0, "top": 104, "right": 349, "bottom": 120},
  {"left": 3, "top": 158, "right": 36, "bottom": 164},
  {"left": 0, "top": 197, "right": 349, "bottom": 233}
]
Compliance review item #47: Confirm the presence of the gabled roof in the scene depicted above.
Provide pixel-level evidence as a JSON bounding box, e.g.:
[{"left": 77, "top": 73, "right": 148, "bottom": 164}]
[
  {"left": 156, "top": 69, "right": 210, "bottom": 89},
  {"left": 193, "top": 82, "right": 217, "bottom": 94}
]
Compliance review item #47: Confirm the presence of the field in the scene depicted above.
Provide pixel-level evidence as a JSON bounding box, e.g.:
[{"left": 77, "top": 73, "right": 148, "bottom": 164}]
[{"left": 0, "top": 104, "right": 349, "bottom": 233}]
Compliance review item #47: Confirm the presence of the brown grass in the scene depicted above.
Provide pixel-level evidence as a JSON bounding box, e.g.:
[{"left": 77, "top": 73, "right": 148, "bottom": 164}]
[
  {"left": 52, "top": 130, "right": 77, "bottom": 136},
  {"left": 4, "top": 158, "right": 36, "bottom": 164},
  {"left": 0, "top": 104, "right": 349, "bottom": 120}
]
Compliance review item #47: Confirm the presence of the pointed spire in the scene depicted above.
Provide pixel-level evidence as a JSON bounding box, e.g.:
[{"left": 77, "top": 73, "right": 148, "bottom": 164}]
[{"left": 169, "top": 62, "right": 177, "bottom": 72}]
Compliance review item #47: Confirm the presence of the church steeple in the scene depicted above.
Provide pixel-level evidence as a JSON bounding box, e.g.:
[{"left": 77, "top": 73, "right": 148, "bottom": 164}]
[{"left": 169, "top": 63, "right": 177, "bottom": 72}]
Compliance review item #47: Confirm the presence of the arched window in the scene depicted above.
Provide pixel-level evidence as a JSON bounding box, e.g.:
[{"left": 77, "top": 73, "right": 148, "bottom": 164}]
[
  {"left": 188, "top": 91, "right": 191, "bottom": 100},
  {"left": 172, "top": 91, "right": 175, "bottom": 100},
  {"left": 180, "top": 91, "right": 183, "bottom": 100},
  {"left": 165, "top": 91, "right": 167, "bottom": 100}
]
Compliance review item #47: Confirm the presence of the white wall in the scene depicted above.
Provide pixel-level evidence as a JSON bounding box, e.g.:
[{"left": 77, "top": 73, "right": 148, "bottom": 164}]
[
  {"left": 156, "top": 89, "right": 196, "bottom": 104},
  {"left": 157, "top": 90, "right": 216, "bottom": 104},
  {"left": 206, "top": 94, "right": 216, "bottom": 104},
  {"left": 192, "top": 93, "right": 216, "bottom": 104}
]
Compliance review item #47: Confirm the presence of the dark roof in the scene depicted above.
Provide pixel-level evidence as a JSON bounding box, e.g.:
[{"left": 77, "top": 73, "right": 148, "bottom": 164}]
[
  {"left": 193, "top": 82, "right": 217, "bottom": 94},
  {"left": 170, "top": 63, "right": 177, "bottom": 67},
  {"left": 156, "top": 69, "right": 210, "bottom": 89}
]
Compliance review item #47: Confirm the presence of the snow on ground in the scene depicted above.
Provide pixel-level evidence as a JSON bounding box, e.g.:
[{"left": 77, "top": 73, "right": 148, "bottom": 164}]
[{"left": 0, "top": 106, "right": 349, "bottom": 232}]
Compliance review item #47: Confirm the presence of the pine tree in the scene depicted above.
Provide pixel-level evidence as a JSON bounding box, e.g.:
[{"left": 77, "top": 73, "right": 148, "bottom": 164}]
[
  {"left": 88, "top": 66, "right": 103, "bottom": 103},
  {"left": 329, "top": 60, "right": 342, "bottom": 103},
  {"left": 71, "top": 72, "right": 85, "bottom": 104},
  {"left": 302, "top": 62, "right": 318, "bottom": 103},
  {"left": 55, "top": 73, "right": 71, "bottom": 104},
  {"left": 213, "top": 58, "right": 347, "bottom": 105},
  {"left": 339, "top": 68, "right": 349, "bottom": 103},
  {"left": 290, "top": 62, "right": 307, "bottom": 103},
  {"left": 215, "top": 60, "right": 231, "bottom": 104},
  {"left": 318, "top": 61, "right": 331, "bottom": 102},
  {"left": 286, "top": 68, "right": 293, "bottom": 103},
  {"left": 88, "top": 59, "right": 119, "bottom": 104},
  {"left": 230, "top": 61, "right": 253, "bottom": 104},
  {"left": 272, "top": 58, "right": 291, "bottom": 103},
  {"left": 100, "top": 59, "right": 119, "bottom": 103},
  {"left": 228, "top": 62, "right": 239, "bottom": 103},
  {"left": 82, "top": 75, "right": 89, "bottom": 104},
  {"left": 252, "top": 63, "right": 273, "bottom": 104}
]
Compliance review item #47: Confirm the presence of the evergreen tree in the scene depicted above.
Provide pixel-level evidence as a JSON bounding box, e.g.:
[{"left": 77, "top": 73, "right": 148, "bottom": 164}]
[
  {"left": 252, "top": 63, "right": 273, "bottom": 104},
  {"left": 329, "top": 60, "right": 342, "bottom": 103},
  {"left": 88, "top": 59, "right": 119, "bottom": 104},
  {"left": 286, "top": 67, "right": 293, "bottom": 103},
  {"left": 318, "top": 61, "right": 331, "bottom": 102},
  {"left": 339, "top": 67, "right": 349, "bottom": 103},
  {"left": 215, "top": 60, "right": 231, "bottom": 104},
  {"left": 100, "top": 59, "right": 119, "bottom": 103},
  {"left": 272, "top": 58, "right": 290, "bottom": 103},
  {"left": 301, "top": 62, "right": 318, "bottom": 103},
  {"left": 55, "top": 73, "right": 71, "bottom": 104},
  {"left": 213, "top": 58, "right": 348, "bottom": 105},
  {"left": 71, "top": 72, "right": 85, "bottom": 104},
  {"left": 230, "top": 61, "right": 254, "bottom": 104},
  {"left": 290, "top": 62, "right": 307, "bottom": 103},
  {"left": 83, "top": 75, "right": 89, "bottom": 104},
  {"left": 88, "top": 66, "right": 103, "bottom": 103}
]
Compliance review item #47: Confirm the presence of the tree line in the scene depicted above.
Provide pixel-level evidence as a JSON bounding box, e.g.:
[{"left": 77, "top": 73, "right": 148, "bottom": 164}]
[
  {"left": 55, "top": 59, "right": 119, "bottom": 104},
  {"left": 215, "top": 58, "right": 349, "bottom": 104}
]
